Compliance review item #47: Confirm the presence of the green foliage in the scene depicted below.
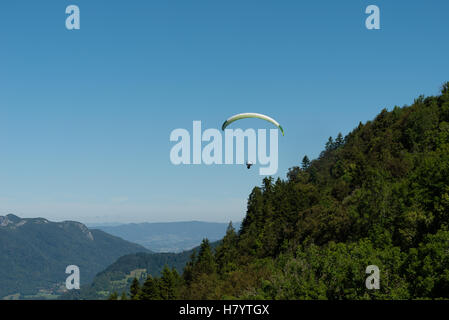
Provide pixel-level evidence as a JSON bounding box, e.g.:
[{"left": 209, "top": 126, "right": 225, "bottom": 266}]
[
  {"left": 159, "top": 266, "right": 180, "bottom": 299},
  {"left": 301, "top": 155, "right": 311, "bottom": 170},
  {"left": 215, "top": 223, "right": 239, "bottom": 274},
  {"left": 405, "top": 229, "right": 449, "bottom": 298},
  {"left": 130, "top": 278, "right": 140, "bottom": 300},
  {"left": 265, "top": 239, "right": 409, "bottom": 299},
  {"left": 140, "top": 275, "right": 160, "bottom": 300}
]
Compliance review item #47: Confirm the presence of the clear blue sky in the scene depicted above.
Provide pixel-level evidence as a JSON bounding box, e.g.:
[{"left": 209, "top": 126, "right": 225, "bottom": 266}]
[{"left": 1, "top": 1, "right": 448, "bottom": 223}]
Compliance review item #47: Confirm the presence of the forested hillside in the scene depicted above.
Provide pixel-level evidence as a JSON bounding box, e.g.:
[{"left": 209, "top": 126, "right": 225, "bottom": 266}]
[
  {"left": 123, "top": 83, "right": 449, "bottom": 300},
  {"left": 62, "top": 241, "right": 220, "bottom": 299},
  {"left": 0, "top": 214, "right": 148, "bottom": 299}
]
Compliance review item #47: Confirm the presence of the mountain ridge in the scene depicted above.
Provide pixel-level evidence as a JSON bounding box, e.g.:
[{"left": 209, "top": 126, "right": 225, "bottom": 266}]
[{"left": 0, "top": 214, "right": 149, "bottom": 299}]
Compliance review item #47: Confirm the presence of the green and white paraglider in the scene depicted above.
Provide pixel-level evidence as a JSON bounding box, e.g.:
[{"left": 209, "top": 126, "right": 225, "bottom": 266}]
[{"left": 221, "top": 113, "right": 285, "bottom": 136}]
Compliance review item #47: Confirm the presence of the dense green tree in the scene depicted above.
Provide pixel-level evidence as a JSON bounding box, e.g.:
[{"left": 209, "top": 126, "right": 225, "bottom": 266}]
[
  {"left": 194, "top": 239, "right": 217, "bottom": 276},
  {"left": 301, "top": 155, "right": 311, "bottom": 170},
  {"left": 182, "top": 251, "right": 197, "bottom": 286},
  {"left": 130, "top": 278, "right": 140, "bottom": 300},
  {"left": 335, "top": 132, "right": 344, "bottom": 147},
  {"left": 325, "top": 136, "right": 335, "bottom": 151},
  {"left": 159, "top": 266, "right": 180, "bottom": 300},
  {"left": 140, "top": 275, "right": 160, "bottom": 300},
  {"left": 215, "top": 222, "right": 239, "bottom": 274}
]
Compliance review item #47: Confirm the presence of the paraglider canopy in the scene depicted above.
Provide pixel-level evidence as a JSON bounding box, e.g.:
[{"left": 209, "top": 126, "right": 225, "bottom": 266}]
[{"left": 221, "top": 113, "right": 284, "bottom": 136}]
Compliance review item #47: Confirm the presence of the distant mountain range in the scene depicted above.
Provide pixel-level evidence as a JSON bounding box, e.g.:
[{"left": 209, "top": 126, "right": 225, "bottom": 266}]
[
  {"left": 93, "top": 221, "right": 241, "bottom": 252},
  {"left": 0, "top": 214, "right": 149, "bottom": 299}
]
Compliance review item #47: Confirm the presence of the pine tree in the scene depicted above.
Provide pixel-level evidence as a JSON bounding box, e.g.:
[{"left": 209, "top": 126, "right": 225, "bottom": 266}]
[
  {"left": 195, "top": 239, "right": 217, "bottom": 275},
  {"left": 130, "top": 277, "right": 140, "bottom": 300},
  {"left": 159, "top": 265, "right": 179, "bottom": 300},
  {"left": 120, "top": 292, "right": 128, "bottom": 300},
  {"left": 140, "top": 275, "right": 160, "bottom": 300},
  {"left": 182, "top": 251, "right": 197, "bottom": 286},
  {"left": 325, "top": 136, "right": 335, "bottom": 151},
  {"left": 301, "top": 155, "right": 311, "bottom": 169},
  {"left": 241, "top": 187, "right": 264, "bottom": 234},
  {"left": 335, "top": 132, "right": 344, "bottom": 147},
  {"left": 215, "top": 222, "right": 239, "bottom": 273},
  {"left": 442, "top": 81, "right": 449, "bottom": 95}
]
